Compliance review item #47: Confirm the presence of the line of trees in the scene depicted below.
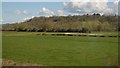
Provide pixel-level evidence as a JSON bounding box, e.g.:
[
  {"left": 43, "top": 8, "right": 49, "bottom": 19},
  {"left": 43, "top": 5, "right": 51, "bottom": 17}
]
[{"left": 2, "top": 13, "right": 119, "bottom": 33}]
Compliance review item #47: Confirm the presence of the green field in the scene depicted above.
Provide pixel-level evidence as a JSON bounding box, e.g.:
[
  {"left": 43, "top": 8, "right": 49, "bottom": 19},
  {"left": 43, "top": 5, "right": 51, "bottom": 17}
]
[{"left": 2, "top": 31, "right": 118, "bottom": 66}]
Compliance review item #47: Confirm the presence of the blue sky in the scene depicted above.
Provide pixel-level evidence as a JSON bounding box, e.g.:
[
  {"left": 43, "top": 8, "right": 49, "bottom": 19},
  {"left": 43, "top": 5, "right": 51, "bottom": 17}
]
[
  {"left": 2, "top": 2, "right": 64, "bottom": 24},
  {"left": 1, "top": 1, "right": 119, "bottom": 24},
  {"left": 2, "top": 0, "right": 118, "bottom": 2}
]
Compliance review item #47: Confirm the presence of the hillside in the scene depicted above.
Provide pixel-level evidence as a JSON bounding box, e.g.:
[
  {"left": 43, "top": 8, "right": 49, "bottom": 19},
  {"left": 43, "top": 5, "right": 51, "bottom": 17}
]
[{"left": 2, "top": 14, "right": 119, "bottom": 33}]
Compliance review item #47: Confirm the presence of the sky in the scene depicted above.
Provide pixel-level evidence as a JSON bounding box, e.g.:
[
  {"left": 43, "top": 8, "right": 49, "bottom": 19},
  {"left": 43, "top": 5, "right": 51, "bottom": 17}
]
[
  {"left": 1, "top": 0, "right": 119, "bottom": 24},
  {"left": 1, "top": 0, "right": 119, "bottom": 2},
  {"left": 2, "top": 2, "right": 64, "bottom": 24}
]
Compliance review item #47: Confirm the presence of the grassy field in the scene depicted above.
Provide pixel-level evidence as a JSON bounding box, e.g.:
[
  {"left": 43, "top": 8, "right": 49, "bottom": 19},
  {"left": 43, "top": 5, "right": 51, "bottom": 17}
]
[{"left": 2, "top": 31, "right": 118, "bottom": 66}]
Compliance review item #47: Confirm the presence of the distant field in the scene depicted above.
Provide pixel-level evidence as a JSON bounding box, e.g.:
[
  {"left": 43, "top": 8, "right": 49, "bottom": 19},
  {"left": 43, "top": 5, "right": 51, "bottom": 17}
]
[{"left": 2, "top": 31, "right": 118, "bottom": 66}]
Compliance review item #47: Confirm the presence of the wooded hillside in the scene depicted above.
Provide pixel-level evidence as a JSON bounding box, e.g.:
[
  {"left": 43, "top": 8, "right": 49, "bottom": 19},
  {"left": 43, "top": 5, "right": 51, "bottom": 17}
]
[{"left": 2, "top": 13, "right": 119, "bottom": 33}]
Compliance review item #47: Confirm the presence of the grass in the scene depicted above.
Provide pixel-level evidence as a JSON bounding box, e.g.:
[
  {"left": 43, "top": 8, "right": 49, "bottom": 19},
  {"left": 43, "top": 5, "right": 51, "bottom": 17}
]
[
  {"left": 92, "top": 32, "right": 119, "bottom": 36},
  {"left": 2, "top": 31, "right": 118, "bottom": 66}
]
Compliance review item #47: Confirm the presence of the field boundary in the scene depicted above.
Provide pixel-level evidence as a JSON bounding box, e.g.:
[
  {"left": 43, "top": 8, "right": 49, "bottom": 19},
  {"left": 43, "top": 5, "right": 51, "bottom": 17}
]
[{"left": 37, "top": 33, "right": 119, "bottom": 37}]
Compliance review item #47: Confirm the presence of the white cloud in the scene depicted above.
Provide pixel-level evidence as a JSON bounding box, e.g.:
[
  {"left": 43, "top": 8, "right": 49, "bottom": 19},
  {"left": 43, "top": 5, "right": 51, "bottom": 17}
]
[
  {"left": 55, "top": 10, "right": 66, "bottom": 16},
  {"left": 0, "top": 19, "right": 3, "bottom": 22},
  {"left": 0, "top": 19, "right": 4, "bottom": 24},
  {"left": 103, "top": 8, "right": 114, "bottom": 15},
  {"left": 15, "top": 10, "right": 30, "bottom": 15},
  {"left": 63, "top": 0, "right": 117, "bottom": 15},
  {"left": 70, "top": 0, "right": 108, "bottom": 2},
  {"left": 38, "top": 7, "right": 54, "bottom": 16},
  {"left": 23, "top": 17, "right": 30, "bottom": 21},
  {"left": 23, "top": 16, "right": 35, "bottom": 21},
  {"left": 38, "top": 7, "right": 66, "bottom": 16},
  {"left": 114, "top": 0, "right": 119, "bottom": 5},
  {"left": 23, "top": 10, "right": 29, "bottom": 14}
]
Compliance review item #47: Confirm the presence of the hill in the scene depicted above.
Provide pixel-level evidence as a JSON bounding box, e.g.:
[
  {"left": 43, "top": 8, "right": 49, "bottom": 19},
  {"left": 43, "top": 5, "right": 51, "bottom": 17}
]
[{"left": 2, "top": 14, "right": 119, "bottom": 33}]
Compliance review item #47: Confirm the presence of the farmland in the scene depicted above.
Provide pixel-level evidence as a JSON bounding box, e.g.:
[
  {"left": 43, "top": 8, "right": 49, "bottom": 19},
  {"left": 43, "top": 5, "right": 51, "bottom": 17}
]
[{"left": 2, "top": 31, "right": 118, "bottom": 66}]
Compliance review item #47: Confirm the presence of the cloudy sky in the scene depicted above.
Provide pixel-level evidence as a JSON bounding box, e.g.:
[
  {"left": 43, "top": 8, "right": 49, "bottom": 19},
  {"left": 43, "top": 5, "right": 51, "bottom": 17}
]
[{"left": 1, "top": 0, "right": 119, "bottom": 24}]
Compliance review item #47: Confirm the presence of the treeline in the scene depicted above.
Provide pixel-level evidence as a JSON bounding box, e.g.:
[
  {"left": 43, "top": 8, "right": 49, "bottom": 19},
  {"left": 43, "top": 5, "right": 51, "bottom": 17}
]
[{"left": 2, "top": 13, "right": 119, "bottom": 33}]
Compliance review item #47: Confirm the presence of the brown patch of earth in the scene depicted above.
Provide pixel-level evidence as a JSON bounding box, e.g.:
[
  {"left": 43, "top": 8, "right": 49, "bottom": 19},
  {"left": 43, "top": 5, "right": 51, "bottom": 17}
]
[
  {"left": 0, "top": 59, "right": 2, "bottom": 67},
  {"left": 2, "top": 59, "right": 43, "bottom": 66}
]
